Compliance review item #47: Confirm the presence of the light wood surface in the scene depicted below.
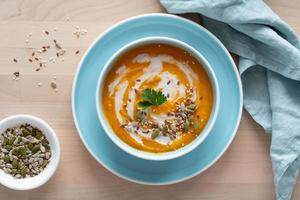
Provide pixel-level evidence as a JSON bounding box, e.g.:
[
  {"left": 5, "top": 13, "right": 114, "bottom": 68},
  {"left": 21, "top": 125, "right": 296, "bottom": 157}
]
[{"left": 0, "top": 0, "right": 299, "bottom": 199}]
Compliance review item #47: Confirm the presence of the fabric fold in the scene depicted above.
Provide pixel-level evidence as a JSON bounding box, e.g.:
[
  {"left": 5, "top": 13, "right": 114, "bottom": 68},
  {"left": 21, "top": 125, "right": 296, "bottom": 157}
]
[{"left": 160, "top": 0, "right": 300, "bottom": 199}]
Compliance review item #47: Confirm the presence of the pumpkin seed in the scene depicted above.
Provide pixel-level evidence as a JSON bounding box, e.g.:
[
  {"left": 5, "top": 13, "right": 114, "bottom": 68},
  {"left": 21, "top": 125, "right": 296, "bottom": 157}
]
[
  {"left": 17, "top": 137, "right": 22, "bottom": 143},
  {"left": 31, "top": 128, "right": 37, "bottom": 137},
  {"left": 3, "top": 137, "right": 9, "bottom": 145},
  {"left": 22, "top": 129, "right": 30, "bottom": 137},
  {"left": 151, "top": 129, "right": 160, "bottom": 139},
  {"left": 12, "top": 160, "right": 19, "bottom": 169},
  {"left": 20, "top": 168, "right": 27, "bottom": 177},
  {"left": 162, "top": 126, "right": 168, "bottom": 135},
  {"left": 35, "top": 130, "right": 43, "bottom": 139},
  {"left": 18, "top": 147, "right": 27, "bottom": 156},
  {"left": 11, "top": 169, "right": 17, "bottom": 175},
  {"left": 8, "top": 136, "right": 16, "bottom": 145},
  {"left": 135, "top": 110, "right": 144, "bottom": 121},
  {"left": 3, "top": 156, "right": 10, "bottom": 163},
  {"left": 32, "top": 145, "right": 40, "bottom": 154},
  {"left": 188, "top": 115, "right": 194, "bottom": 124},
  {"left": 41, "top": 160, "right": 48, "bottom": 168},
  {"left": 186, "top": 104, "right": 196, "bottom": 110},
  {"left": 194, "top": 123, "right": 199, "bottom": 130},
  {"left": 184, "top": 121, "right": 190, "bottom": 132},
  {"left": 27, "top": 143, "right": 34, "bottom": 151}
]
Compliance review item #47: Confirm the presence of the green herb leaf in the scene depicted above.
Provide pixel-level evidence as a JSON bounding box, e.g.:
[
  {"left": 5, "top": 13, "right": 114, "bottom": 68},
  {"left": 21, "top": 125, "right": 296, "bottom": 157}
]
[
  {"left": 137, "top": 101, "right": 153, "bottom": 108},
  {"left": 138, "top": 88, "right": 167, "bottom": 108}
]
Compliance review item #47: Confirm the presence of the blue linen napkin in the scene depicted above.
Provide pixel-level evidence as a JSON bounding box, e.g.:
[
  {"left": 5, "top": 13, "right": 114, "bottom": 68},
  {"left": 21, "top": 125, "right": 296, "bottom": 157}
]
[{"left": 160, "top": 0, "right": 300, "bottom": 199}]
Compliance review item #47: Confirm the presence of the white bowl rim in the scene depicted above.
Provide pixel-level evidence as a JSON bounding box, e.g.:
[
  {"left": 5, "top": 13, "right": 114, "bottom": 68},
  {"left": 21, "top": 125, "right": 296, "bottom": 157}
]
[
  {"left": 95, "top": 36, "right": 220, "bottom": 161},
  {"left": 0, "top": 114, "right": 60, "bottom": 190},
  {"left": 71, "top": 13, "right": 243, "bottom": 185}
]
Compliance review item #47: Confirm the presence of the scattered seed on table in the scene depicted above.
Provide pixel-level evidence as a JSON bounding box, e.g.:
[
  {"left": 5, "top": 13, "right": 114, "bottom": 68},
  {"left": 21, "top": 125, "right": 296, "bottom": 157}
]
[
  {"left": 51, "top": 81, "right": 57, "bottom": 89},
  {"left": 45, "top": 31, "right": 49, "bottom": 35},
  {"left": 13, "top": 58, "right": 18, "bottom": 63},
  {"left": 55, "top": 43, "right": 62, "bottom": 50},
  {"left": 75, "top": 50, "right": 80, "bottom": 54},
  {"left": 13, "top": 72, "right": 20, "bottom": 77},
  {"left": 58, "top": 49, "right": 66, "bottom": 55}
]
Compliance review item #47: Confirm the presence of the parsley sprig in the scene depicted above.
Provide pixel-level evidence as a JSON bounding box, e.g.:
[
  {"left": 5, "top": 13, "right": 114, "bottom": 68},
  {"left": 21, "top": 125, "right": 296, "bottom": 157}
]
[{"left": 137, "top": 88, "right": 167, "bottom": 108}]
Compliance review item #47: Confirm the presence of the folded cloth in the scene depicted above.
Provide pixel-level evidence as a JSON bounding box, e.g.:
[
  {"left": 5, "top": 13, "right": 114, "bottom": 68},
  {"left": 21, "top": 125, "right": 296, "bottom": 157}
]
[{"left": 160, "top": 0, "right": 300, "bottom": 199}]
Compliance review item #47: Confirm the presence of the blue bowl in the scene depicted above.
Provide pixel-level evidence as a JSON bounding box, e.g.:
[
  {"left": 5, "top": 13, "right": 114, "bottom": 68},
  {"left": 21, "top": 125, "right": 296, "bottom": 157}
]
[{"left": 72, "top": 13, "right": 242, "bottom": 185}]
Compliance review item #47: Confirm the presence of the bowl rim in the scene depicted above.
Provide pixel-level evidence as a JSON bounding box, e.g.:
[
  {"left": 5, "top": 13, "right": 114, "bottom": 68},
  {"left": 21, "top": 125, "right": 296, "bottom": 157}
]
[
  {"left": 0, "top": 114, "right": 60, "bottom": 190},
  {"left": 95, "top": 36, "right": 220, "bottom": 161}
]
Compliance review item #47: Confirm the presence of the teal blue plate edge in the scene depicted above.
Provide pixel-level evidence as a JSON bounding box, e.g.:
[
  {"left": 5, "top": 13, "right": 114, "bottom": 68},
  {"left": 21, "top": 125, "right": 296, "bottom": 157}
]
[{"left": 71, "top": 13, "right": 243, "bottom": 185}]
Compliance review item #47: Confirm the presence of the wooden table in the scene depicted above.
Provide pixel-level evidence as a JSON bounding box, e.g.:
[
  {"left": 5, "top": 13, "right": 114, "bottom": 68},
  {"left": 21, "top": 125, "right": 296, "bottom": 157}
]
[{"left": 0, "top": 0, "right": 299, "bottom": 199}]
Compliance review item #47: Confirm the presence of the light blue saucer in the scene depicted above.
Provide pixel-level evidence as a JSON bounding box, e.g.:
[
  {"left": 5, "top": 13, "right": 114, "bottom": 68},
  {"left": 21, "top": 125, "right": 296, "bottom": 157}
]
[{"left": 72, "top": 14, "right": 243, "bottom": 185}]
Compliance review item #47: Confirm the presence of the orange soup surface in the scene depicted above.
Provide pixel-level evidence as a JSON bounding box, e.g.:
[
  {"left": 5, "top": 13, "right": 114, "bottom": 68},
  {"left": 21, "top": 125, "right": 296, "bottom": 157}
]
[{"left": 102, "top": 43, "right": 213, "bottom": 153}]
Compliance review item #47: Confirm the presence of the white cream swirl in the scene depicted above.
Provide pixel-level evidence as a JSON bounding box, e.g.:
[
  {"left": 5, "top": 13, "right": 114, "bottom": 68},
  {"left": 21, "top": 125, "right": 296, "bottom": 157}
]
[{"left": 108, "top": 53, "right": 199, "bottom": 145}]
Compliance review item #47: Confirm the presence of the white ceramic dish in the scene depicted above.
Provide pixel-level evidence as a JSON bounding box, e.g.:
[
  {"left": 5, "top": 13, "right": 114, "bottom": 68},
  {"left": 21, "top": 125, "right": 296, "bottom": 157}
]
[
  {"left": 96, "top": 37, "right": 220, "bottom": 161},
  {"left": 0, "top": 115, "right": 60, "bottom": 190}
]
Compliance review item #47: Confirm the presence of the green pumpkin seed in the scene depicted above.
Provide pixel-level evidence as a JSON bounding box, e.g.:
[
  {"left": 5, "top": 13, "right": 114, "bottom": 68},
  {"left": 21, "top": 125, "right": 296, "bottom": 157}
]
[
  {"left": 12, "top": 160, "right": 19, "bottom": 169},
  {"left": 27, "top": 143, "right": 34, "bottom": 151},
  {"left": 3, "top": 156, "right": 10, "bottom": 163},
  {"left": 44, "top": 144, "right": 50, "bottom": 150},
  {"left": 20, "top": 168, "right": 27, "bottom": 177},
  {"left": 188, "top": 115, "right": 194, "bottom": 123},
  {"left": 8, "top": 136, "right": 16, "bottom": 145},
  {"left": 35, "top": 130, "right": 43, "bottom": 139},
  {"left": 22, "top": 129, "right": 30, "bottom": 137},
  {"left": 186, "top": 109, "right": 194, "bottom": 113},
  {"left": 151, "top": 129, "right": 160, "bottom": 139},
  {"left": 162, "top": 126, "right": 168, "bottom": 135},
  {"left": 11, "top": 169, "right": 17, "bottom": 175},
  {"left": 42, "top": 160, "right": 48, "bottom": 168},
  {"left": 31, "top": 128, "right": 37, "bottom": 137},
  {"left": 5, "top": 145, "right": 12, "bottom": 150},
  {"left": 31, "top": 145, "right": 40, "bottom": 154},
  {"left": 194, "top": 123, "right": 199, "bottom": 130},
  {"left": 135, "top": 110, "right": 144, "bottom": 121},
  {"left": 18, "top": 137, "right": 22, "bottom": 143},
  {"left": 186, "top": 104, "right": 196, "bottom": 110},
  {"left": 184, "top": 121, "right": 190, "bottom": 132},
  {"left": 12, "top": 148, "right": 18, "bottom": 156},
  {"left": 3, "top": 137, "right": 9, "bottom": 145},
  {"left": 18, "top": 147, "right": 27, "bottom": 156}
]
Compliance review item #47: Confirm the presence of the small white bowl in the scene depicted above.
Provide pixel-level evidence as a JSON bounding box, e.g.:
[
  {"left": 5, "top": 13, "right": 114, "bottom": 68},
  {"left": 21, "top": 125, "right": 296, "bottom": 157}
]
[
  {"left": 0, "top": 115, "right": 60, "bottom": 190},
  {"left": 96, "top": 37, "right": 219, "bottom": 161}
]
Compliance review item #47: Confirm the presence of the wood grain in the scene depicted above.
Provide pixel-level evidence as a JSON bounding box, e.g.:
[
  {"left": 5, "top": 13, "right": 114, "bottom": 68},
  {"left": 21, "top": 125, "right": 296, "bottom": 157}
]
[{"left": 0, "top": 0, "right": 299, "bottom": 199}]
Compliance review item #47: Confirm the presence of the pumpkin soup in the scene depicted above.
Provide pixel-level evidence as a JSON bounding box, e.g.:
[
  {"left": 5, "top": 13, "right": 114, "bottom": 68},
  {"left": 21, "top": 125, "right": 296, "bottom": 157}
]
[{"left": 102, "top": 43, "right": 213, "bottom": 153}]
